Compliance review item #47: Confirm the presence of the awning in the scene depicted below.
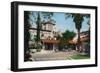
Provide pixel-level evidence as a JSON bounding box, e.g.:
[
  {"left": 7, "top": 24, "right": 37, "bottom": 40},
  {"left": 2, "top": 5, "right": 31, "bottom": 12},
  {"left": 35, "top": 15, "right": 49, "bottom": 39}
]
[
  {"left": 41, "top": 36, "right": 89, "bottom": 45},
  {"left": 69, "top": 37, "right": 90, "bottom": 45},
  {"left": 41, "top": 39, "right": 60, "bottom": 44}
]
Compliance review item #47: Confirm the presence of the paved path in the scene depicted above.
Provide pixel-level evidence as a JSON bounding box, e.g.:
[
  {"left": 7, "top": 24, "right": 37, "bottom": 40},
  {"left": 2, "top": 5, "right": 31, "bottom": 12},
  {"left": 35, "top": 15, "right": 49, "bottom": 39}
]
[{"left": 30, "top": 50, "right": 78, "bottom": 61}]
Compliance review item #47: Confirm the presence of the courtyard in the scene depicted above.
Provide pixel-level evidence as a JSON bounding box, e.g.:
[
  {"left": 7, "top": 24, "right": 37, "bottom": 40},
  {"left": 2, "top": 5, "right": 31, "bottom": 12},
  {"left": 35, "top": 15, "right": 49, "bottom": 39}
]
[{"left": 29, "top": 49, "right": 89, "bottom": 61}]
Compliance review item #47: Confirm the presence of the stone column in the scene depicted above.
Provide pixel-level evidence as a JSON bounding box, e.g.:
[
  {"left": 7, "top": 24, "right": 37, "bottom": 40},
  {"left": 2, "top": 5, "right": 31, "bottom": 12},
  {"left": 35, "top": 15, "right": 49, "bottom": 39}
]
[
  {"left": 43, "top": 42, "right": 45, "bottom": 50},
  {"left": 75, "top": 46, "right": 78, "bottom": 51}
]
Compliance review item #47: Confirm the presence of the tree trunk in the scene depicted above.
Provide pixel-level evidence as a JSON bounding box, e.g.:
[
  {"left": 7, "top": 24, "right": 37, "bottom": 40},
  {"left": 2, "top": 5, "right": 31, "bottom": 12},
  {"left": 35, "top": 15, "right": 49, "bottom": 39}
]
[
  {"left": 36, "top": 13, "right": 41, "bottom": 48},
  {"left": 77, "top": 29, "right": 81, "bottom": 52}
]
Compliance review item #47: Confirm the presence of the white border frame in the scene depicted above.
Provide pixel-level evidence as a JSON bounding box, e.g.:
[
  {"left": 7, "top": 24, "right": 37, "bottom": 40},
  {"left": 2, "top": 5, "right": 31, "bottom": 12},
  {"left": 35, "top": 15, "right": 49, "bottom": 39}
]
[{"left": 18, "top": 5, "right": 96, "bottom": 69}]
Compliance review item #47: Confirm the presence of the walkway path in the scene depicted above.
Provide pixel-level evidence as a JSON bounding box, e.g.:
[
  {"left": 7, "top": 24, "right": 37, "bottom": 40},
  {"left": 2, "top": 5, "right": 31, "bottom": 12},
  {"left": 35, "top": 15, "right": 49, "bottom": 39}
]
[{"left": 31, "top": 50, "right": 78, "bottom": 61}]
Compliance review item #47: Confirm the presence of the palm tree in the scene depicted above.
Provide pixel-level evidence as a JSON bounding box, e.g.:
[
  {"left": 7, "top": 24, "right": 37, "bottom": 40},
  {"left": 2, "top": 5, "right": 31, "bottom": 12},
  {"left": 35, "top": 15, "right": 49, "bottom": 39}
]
[
  {"left": 65, "top": 13, "right": 90, "bottom": 52},
  {"left": 73, "top": 14, "right": 83, "bottom": 52}
]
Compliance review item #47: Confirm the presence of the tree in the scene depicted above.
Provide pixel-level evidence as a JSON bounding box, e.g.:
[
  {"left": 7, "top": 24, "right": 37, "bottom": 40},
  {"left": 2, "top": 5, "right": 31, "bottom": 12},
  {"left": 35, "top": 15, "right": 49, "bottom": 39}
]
[
  {"left": 65, "top": 13, "right": 90, "bottom": 52},
  {"left": 36, "top": 13, "right": 41, "bottom": 44},
  {"left": 24, "top": 11, "right": 31, "bottom": 61},
  {"left": 62, "top": 30, "right": 76, "bottom": 41},
  {"left": 59, "top": 30, "right": 76, "bottom": 50},
  {"left": 73, "top": 14, "right": 84, "bottom": 52}
]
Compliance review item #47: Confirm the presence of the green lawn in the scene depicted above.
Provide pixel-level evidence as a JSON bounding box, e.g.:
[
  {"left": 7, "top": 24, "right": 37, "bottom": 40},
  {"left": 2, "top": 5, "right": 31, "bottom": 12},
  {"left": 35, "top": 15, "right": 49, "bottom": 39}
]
[{"left": 70, "top": 54, "right": 90, "bottom": 60}]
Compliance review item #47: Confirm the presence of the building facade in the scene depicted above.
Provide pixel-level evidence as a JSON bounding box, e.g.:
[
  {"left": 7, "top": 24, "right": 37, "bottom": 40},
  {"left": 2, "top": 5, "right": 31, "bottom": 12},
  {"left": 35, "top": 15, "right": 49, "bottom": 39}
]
[{"left": 29, "top": 21, "right": 60, "bottom": 51}]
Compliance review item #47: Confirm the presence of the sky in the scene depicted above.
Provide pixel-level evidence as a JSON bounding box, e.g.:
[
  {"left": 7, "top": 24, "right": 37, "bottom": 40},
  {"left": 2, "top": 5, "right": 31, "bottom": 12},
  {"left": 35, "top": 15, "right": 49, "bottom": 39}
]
[
  {"left": 29, "top": 11, "right": 90, "bottom": 33},
  {"left": 52, "top": 12, "right": 90, "bottom": 33}
]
